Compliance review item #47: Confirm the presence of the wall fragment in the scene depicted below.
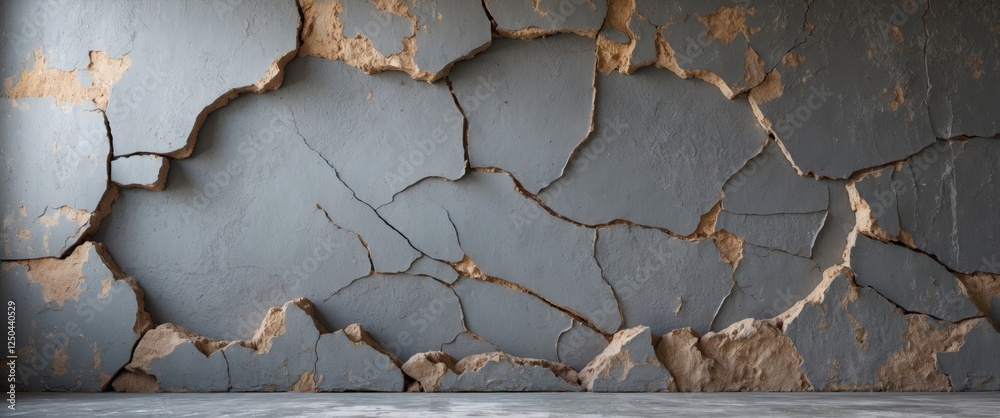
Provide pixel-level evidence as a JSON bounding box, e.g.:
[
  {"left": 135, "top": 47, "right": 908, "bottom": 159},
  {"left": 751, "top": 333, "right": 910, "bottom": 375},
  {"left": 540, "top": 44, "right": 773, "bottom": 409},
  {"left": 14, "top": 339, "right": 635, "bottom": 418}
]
[
  {"left": 111, "top": 155, "right": 170, "bottom": 191},
  {"left": 1, "top": 242, "right": 150, "bottom": 391},
  {"left": 579, "top": 326, "right": 670, "bottom": 392},
  {"left": 402, "top": 351, "right": 581, "bottom": 392},
  {"left": 485, "top": 0, "right": 609, "bottom": 38},
  {"left": 748, "top": 0, "right": 935, "bottom": 178},
  {"left": 538, "top": 67, "right": 767, "bottom": 235},
  {"left": 1, "top": 99, "right": 110, "bottom": 261}
]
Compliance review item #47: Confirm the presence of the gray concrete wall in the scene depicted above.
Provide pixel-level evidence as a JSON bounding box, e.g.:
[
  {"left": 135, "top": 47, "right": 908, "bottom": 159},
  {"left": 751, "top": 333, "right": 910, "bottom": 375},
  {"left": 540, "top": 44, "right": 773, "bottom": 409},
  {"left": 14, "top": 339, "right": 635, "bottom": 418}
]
[{"left": 1, "top": 0, "right": 998, "bottom": 392}]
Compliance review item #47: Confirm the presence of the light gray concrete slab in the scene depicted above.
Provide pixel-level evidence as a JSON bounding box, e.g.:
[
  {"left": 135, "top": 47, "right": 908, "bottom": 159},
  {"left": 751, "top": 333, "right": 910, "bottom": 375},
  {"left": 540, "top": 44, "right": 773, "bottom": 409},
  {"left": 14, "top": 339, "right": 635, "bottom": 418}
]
[{"left": 10, "top": 392, "right": 1000, "bottom": 417}]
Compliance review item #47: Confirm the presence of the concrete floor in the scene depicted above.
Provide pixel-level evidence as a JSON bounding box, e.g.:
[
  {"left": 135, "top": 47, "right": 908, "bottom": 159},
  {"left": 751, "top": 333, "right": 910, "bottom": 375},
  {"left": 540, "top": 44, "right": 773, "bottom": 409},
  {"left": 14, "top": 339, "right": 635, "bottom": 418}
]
[{"left": 8, "top": 393, "right": 1000, "bottom": 417}]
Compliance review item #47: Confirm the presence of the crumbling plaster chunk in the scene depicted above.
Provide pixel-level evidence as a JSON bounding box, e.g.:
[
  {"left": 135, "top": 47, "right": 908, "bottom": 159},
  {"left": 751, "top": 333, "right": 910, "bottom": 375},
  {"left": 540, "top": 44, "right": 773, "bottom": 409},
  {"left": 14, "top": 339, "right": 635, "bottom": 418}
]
[
  {"left": 300, "top": 0, "right": 492, "bottom": 81},
  {"left": 657, "top": 319, "right": 810, "bottom": 392},
  {"left": 558, "top": 321, "right": 610, "bottom": 372},
  {"left": 317, "top": 274, "right": 465, "bottom": 361},
  {"left": 784, "top": 271, "right": 909, "bottom": 390},
  {"left": 877, "top": 314, "right": 983, "bottom": 391},
  {"left": 0, "top": 242, "right": 150, "bottom": 391},
  {"left": 452, "top": 277, "right": 601, "bottom": 363},
  {"left": 850, "top": 234, "right": 981, "bottom": 323},
  {"left": 485, "top": 0, "right": 609, "bottom": 38},
  {"left": 596, "top": 225, "right": 732, "bottom": 335},
  {"left": 849, "top": 166, "right": 901, "bottom": 238},
  {"left": 314, "top": 324, "right": 405, "bottom": 392},
  {"left": 579, "top": 326, "right": 670, "bottom": 392},
  {"left": 452, "top": 35, "right": 596, "bottom": 194},
  {"left": 225, "top": 299, "right": 322, "bottom": 392},
  {"left": 441, "top": 332, "right": 498, "bottom": 360},
  {"left": 937, "top": 320, "right": 1000, "bottom": 391},
  {"left": 655, "top": 0, "right": 811, "bottom": 98},
  {"left": 379, "top": 172, "right": 622, "bottom": 333},
  {"left": 119, "top": 324, "right": 229, "bottom": 392},
  {"left": 595, "top": 0, "right": 658, "bottom": 75},
  {"left": 538, "top": 67, "right": 767, "bottom": 235},
  {"left": 97, "top": 87, "right": 417, "bottom": 339},
  {"left": 1, "top": 98, "right": 110, "bottom": 260},
  {"left": 925, "top": 0, "right": 1000, "bottom": 138},
  {"left": 748, "top": 0, "right": 935, "bottom": 179},
  {"left": 850, "top": 139, "right": 1000, "bottom": 274},
  {"left": 713, "top": 244, "right": 822, "bottom": 331},
  {"left": 402, "top": 351, "right": 581, "bottom": 392},
  {"left": 111, "top": 155, "right": 169, "bottom": 191}
]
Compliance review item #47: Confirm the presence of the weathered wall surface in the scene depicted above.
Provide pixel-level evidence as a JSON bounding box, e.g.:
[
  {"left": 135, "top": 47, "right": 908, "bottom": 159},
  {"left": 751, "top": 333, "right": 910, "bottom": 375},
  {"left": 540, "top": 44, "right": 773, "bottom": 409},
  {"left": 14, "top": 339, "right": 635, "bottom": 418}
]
[{"left": 1, "top": 0, "right": 998, "bottom": 392}]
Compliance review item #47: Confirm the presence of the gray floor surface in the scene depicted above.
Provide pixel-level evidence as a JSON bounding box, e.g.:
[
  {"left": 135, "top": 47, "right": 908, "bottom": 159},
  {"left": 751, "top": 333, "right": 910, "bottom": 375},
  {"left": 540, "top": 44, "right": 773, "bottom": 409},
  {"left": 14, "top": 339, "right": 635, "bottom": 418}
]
[{"left": 8, "top": 392, "right": 1000, "bottom": 417}]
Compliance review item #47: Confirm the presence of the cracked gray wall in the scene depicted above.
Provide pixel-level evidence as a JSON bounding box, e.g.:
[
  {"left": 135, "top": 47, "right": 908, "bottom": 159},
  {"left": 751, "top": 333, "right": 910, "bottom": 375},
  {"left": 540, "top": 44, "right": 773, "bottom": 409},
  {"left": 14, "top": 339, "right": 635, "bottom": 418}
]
[{"left": 1, "top": 0, "right": 998, "bottom": 392}]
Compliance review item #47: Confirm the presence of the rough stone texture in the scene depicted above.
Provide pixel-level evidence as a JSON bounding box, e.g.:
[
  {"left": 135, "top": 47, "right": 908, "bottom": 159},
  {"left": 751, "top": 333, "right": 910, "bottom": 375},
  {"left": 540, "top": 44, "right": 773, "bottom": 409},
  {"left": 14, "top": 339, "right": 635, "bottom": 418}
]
[
  {"left": 110, "top": 155, "right": 169, "bottom": 191},
  {"left": 1, "top": 99, "right": 110, "bottom": 260},
  {"left": 579, "top": 326, "right": 670, "bottom": 392},
  {"left": 748, "top": 0, "right": 936, "bottom": 179},
  {"left": 937, "top": 320, "right": 1000, "bottom": 391},
  {"left": 538, "top": 66, "right": 767, "bottom": 236},
  {"left": 658, "top": 319, "right": 811, "bottom": 392},
  {"left": 379, "top": 173, "right": 621, "bottom": 333},
  {"left": 810, "top": 180, "right": 857, "bottom": 271},
  {"left": 925, "top": 0, "right": 1000, "bottom": 138},
  {"left": 1, "top": 0, "right": 300, "bottom": 157},
  {"left": 784, "top": 271, "right": 909, "bottom": 390},
  {"left": 595, "top": 0, "right": 658, "bottom": 75},
  {"left": 402, "top": 351, "right": 581, "bottom": 392},
  {"left": 877, "top": 314, "right": 982, "bottom": 391},
  {"left": 0, "top": 242, "right": 150, "bottom": 391},
  {"left": 452, "top": 35, "right": 596, "bottom": 194},
  {"left": 655, "top": 0, "right": 811, "bottom": 98},
  {"left": 596, "top": 225, "right": 732, "bottom": 335},
  {"left": 850, "top": 139, "right": 1000, "bottom": 274},
  {"left": 713, "top": 243, "right": 822, "bottom": 331},
  {"left": 850, "top": 234, "right": 981, "bottom": 323},
  {"left": 485, "top": 0, "right": 608, "bottom": 38}
]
